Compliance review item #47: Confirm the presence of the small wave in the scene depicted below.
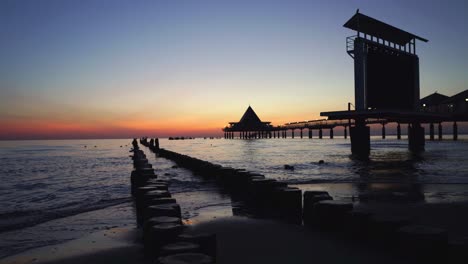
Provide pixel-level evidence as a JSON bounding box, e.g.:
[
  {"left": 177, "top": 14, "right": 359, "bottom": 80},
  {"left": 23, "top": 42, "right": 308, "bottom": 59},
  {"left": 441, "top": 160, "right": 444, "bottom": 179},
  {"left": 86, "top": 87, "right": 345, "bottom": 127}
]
[
  {"left": 13, "top": 182, "right": 48, "bottom": 190},
  {"left": 0, "top": 197, "right": 131, "bottom": 233}
]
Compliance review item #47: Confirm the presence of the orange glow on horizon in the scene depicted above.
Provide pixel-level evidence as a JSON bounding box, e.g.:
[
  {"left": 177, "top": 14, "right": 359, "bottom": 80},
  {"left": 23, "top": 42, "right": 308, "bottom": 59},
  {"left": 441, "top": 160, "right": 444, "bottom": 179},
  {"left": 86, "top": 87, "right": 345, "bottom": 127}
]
[
  {"left": 0, "top": 117, "right": 227, "bottom": 140},
  {"left": 0, "top": 106, "right": 330, "bottom": 140}
]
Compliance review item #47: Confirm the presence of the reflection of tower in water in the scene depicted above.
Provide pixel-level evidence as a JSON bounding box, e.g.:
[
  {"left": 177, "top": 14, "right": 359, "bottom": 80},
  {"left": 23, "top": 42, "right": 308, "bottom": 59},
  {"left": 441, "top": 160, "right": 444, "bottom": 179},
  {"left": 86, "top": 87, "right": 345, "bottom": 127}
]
[{"left": 351, "top": 154, "right": 425, "bottom": 202}]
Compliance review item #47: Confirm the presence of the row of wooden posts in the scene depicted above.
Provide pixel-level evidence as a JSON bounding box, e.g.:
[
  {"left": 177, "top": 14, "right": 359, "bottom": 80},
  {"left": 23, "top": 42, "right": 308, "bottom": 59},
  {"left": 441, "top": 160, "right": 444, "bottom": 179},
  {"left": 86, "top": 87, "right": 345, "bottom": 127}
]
[
  {"left": 141, "top": 137, "right": 303, "bottom": 221},
  {"left": 130, "top": 138, "right": 217, "bottom": 264},
  {"left": 224, "top": 122, "right": 459, "bottom": 141},
  {"left": 139, "top": 138, "right": 465, "bottom": 263}
]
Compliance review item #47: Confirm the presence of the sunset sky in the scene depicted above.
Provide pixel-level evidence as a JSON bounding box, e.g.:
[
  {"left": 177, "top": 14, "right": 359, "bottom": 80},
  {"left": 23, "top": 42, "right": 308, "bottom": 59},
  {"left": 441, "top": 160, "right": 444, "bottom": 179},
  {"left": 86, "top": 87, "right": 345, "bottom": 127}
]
[{"left": 1, "top": 0, "right": 467, "bottom": 139}]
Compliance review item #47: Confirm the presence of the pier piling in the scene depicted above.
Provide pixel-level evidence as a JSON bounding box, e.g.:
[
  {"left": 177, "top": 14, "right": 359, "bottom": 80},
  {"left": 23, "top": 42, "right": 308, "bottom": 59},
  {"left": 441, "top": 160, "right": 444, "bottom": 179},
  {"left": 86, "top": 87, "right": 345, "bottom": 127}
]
[
  {"left": 350, "top": 121, "right": 370, "bottom": 157},
  {"left": 438, "top": 123, "right": 443, "bottom": 140},
  {"left": 397, "top": 123, "right": 401, "bottom": 140},
  {"left": 408, "top": 123, "right": 425, "bottom": 152},
  {"left": 429, "top": 123, "right": 435, "bottom": 140},
  {"left": 453, "top": 122, "right": 458, "bottom": 141}
]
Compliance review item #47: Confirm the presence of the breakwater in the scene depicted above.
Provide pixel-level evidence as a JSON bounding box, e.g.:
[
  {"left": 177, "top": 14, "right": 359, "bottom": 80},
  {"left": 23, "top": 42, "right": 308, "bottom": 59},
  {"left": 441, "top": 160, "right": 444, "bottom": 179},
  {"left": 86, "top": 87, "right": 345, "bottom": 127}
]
[
  {"left": 138, "top": 137, "right": 468, "bottom": 263},
  {"left": 130, "top": 139, "right": 216, "bottom": 264},
  {"left": 141, "top": 137, "right": 303, "bottom": 222}
]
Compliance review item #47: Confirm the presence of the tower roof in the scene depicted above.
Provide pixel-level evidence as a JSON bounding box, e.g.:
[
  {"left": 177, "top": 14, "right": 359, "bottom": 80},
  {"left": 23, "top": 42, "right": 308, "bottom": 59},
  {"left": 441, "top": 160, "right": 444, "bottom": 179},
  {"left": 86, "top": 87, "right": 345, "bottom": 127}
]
[{"left": 344, "top": 11, "right": 428, "bottom": 45}]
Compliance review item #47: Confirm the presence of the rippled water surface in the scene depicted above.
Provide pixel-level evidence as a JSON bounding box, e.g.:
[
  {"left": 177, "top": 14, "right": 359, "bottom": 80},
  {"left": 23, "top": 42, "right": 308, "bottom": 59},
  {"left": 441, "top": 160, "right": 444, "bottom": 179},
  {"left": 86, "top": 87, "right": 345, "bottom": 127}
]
[
  {"left": 162, "top": 136, "right": 468, "bottom": 185},
  {"left": 0, "top": 140, "right": 133, "bottom": 233}
]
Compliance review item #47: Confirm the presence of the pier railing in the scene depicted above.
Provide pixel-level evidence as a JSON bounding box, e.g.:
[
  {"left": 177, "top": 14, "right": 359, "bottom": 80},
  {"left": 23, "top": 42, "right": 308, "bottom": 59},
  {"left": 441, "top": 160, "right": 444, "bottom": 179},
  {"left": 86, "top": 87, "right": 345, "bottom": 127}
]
[{"left": 280, "top": 118, "right": 387, "bottom": 130}]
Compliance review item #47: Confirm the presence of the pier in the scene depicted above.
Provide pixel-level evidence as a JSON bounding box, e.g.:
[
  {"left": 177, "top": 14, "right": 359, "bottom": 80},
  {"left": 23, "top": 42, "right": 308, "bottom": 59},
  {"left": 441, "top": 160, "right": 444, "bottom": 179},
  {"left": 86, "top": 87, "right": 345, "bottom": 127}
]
[
  {"left": 223, "top": 106, "right": 466, "bottom": 150},
  {"left": 223, "top": 10, "right": 468, "bottom": 158},
  {"left": 320, "top": 11, "right": 467, "bottom": 157}
]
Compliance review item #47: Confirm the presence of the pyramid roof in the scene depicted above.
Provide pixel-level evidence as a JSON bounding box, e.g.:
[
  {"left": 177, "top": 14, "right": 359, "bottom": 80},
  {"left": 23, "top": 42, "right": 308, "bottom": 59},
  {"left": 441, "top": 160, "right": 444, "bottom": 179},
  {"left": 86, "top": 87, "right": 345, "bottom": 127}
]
[{"left": 228, "top": 106, "right": 271, "bottom": 130}]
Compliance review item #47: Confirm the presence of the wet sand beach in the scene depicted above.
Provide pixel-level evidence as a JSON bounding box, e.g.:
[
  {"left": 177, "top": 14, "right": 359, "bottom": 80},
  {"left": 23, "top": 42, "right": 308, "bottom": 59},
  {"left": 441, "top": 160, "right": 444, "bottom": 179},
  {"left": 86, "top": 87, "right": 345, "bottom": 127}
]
[
  {"left": 0, "top": 227, "right": 144, "bottom": 264},
  {"left": 3, "top": 199, "right": 468, "bottom": 264},
  {"left": 1, "top": 217, "right": 407, "bottom": 264}
]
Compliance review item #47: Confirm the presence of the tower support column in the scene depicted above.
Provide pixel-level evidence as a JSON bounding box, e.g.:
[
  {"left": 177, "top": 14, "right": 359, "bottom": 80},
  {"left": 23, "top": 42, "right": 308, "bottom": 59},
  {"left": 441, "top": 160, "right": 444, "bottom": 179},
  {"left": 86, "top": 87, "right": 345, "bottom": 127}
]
[
  {"left": 350, "top": 120, "right": 370, "bottom": 157},
  {"left": 408, "top": 122, "right": 425, "bottom": 152}
]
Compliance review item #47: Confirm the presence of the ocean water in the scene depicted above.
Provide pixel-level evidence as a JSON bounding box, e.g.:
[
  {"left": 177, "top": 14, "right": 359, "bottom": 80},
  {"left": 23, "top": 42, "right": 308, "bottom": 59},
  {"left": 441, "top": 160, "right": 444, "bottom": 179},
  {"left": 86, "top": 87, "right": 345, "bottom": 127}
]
[
  {"left": 160, "top": 136, "right": 468, "bottom": 203},
  {"left": 1, "top": 137, "right": 468, "bottom": 258},
  {"left": 162, "top": 136, "right": 468, "bottom": 185}
]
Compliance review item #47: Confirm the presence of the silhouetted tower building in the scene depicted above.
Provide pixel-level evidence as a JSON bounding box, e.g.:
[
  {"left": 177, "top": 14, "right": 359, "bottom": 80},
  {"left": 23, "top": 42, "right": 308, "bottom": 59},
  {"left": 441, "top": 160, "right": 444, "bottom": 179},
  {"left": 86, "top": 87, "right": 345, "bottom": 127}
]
[
  {"left": 322, "top": 11, "right": 429, "bottom": 157},
  {"left": 345, "top": 10, "right": 428, "bottom": 111}
]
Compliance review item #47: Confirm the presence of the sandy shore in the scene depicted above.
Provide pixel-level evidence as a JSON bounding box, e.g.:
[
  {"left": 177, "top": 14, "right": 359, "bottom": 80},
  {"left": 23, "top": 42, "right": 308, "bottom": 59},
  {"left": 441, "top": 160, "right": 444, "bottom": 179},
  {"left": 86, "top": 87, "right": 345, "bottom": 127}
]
[
  {"left": 356, "top": 201, "right": 468, "bottom": 239},
  {"left": 2, "top": 216, "right": 409, "bottom": 264},
  {"left": 184, "top": 216, "right": 414, "bottom": 264},
  {"left": 0, "top": 228, "right": 145, "bottom": 264},
  {"left": 3, "top": 200, "right": 468, "bottom": 264}
]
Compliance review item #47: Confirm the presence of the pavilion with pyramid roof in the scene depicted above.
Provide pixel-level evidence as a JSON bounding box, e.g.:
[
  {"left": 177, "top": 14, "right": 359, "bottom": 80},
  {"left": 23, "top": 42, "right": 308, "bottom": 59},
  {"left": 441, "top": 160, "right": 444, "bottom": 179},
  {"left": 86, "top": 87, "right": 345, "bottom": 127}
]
[{"left": 223, "top": 106, "right": 273, "bottom": 139}]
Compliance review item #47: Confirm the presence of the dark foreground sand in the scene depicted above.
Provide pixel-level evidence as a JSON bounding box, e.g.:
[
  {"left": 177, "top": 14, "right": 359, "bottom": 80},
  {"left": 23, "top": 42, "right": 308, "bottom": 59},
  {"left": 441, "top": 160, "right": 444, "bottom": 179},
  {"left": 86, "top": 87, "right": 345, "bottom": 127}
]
[
  {"left": 2, "top": 217, "right": 411, "bottom": 264},
  {"left": 0, "top": 228, "right": 145, "bottom": 264},
  {"left": 184, "top": 216, "right": 412, "bottom": 264},
  {"left": 356, "top": 201, "right": 468, "bottom": 239},
  {"left": 3, "top": 201, "right": 468, "bottom": 264}
]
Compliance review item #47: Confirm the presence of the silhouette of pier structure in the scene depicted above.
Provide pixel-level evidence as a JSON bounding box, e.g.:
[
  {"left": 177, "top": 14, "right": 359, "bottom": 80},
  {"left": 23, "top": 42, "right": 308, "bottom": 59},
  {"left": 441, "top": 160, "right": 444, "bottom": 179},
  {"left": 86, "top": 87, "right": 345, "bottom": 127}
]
[
  {"left": 321, "top": 10, "right": 468, "bottom": 156},
  {"left": 223, "top": 106, "right": 387, "bottom": 140},
  {"left": 223, "top": 11, "right": 467, "bottom": 157}
]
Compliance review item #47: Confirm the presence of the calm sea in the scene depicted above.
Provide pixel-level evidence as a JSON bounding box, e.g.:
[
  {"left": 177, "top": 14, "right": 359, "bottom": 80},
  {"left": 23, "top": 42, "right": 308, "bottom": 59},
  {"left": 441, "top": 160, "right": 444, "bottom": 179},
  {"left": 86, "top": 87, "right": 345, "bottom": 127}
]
[{"left": 1, "top": 137, "right": 468, "bottom": 258}]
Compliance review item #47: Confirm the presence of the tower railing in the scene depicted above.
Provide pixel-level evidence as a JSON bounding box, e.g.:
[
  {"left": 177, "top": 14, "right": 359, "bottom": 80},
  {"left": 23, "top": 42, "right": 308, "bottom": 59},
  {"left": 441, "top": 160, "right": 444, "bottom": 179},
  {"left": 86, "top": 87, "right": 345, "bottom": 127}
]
[{"left": 346, "top": 35, "right": 357, "bottom": 58}]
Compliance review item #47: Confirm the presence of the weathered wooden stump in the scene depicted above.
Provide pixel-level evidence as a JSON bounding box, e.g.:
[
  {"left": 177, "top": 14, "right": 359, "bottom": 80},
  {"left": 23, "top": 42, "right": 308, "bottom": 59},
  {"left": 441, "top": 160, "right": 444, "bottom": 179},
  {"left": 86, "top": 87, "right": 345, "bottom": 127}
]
[
  {"left": 143, "top": 216, "right": 182, "bottom": 236},
  {"left": 177, "top": 233, "right": 217, "bottom": 260},
  {"left": 302, "top": 191, "right": 333, "bottom": 225},
  {"left": 159, "top": 242, "right": 201, "bottom": 256},
  {"left": 136, "top": 190, "right": 173, "bottom": 224},
  {"left": 275, "top": 187, "right": 302, "bottom": 222},
  {"left": 144, "top": 203, "right": 182, "bottom": 220},
  {"left": 140, "top": 190, "right": 172, "bottom": 206},
  {"left": 149, "top": 197, "right": 177, "bottom": 206},
  {"left": 157, "top": 253, "right": 214, "bottom": 264},
  {"left": 144, "top": 223, "right": 185, "bottom": 253}
]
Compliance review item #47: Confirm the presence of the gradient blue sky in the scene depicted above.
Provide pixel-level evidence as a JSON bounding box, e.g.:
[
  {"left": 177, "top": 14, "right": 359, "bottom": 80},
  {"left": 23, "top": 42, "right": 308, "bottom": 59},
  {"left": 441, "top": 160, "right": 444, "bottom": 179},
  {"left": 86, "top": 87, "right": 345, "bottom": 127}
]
[{"left": 0, "top": 0, "right": 467, "bottom": 139}]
